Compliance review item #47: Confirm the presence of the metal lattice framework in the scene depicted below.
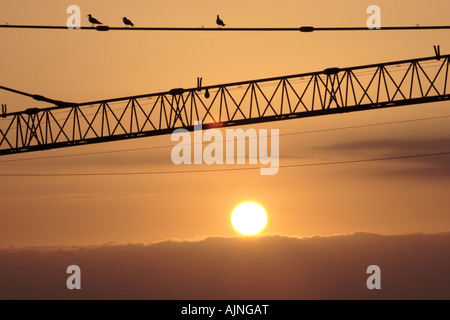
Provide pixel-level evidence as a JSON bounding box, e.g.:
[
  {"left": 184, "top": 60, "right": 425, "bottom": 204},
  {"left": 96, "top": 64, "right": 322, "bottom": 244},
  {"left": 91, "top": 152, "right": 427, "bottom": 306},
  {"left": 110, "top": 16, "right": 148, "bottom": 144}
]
[{"left": 1, "top": 54, "right": 449, "bottom": 156}]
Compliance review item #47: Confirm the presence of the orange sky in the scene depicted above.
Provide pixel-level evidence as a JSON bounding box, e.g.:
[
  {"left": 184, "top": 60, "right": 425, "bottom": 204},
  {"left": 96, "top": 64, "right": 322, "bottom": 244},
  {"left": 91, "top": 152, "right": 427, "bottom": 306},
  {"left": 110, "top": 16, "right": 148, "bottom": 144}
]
[{"left": 0, "top": 0, "right": 449, "bottom": 248}]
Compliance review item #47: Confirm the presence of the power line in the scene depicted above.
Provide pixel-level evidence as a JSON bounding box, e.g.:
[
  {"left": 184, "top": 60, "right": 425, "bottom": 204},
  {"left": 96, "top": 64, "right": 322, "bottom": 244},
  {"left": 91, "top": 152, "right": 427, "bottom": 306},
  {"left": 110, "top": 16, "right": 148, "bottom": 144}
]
[
  {"left": 0, "top": 145, "right": 169, "bottom": 163},
  {"left": 1, "top": 25, "right": 450, "bottom": 32},
  {"left": 0, "top": 151, "right": 448, "bottom": 177},
  {"left": 0, "top": 114, "right": 449, "bottom": 163},
  {"left": 280, "top": 114, "right": 450, "bottom": 137},
  {"left": 0, "top": 85, "right": 76, "bottom": 107}
]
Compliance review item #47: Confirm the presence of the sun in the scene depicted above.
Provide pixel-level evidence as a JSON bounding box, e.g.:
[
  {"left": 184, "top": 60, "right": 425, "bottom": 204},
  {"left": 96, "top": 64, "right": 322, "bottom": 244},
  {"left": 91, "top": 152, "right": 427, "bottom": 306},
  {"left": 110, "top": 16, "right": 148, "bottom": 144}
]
[{"left": 231, "top": 202, "right": 267, "bottom": 236}]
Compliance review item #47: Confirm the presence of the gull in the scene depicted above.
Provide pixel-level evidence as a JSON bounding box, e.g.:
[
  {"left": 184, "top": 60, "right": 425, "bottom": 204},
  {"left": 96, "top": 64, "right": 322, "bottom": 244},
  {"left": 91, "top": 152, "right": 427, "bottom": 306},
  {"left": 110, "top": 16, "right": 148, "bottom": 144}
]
[
  {"left": 87, "top": 14, "right": 102, "bottom": 27},
  {"left": 216, "top": 15, "right": 225, "bottom": 27},
  {"left": 123, "top": 17, "right": 134, "bottom": 27}
]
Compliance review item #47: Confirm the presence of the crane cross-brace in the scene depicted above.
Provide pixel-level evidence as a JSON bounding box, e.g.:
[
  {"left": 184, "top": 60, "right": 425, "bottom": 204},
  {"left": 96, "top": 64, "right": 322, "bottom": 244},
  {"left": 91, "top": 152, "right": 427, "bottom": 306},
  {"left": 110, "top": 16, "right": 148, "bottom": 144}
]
[{"left": 0, "top": 54, "right": 449, "bottom": 156}]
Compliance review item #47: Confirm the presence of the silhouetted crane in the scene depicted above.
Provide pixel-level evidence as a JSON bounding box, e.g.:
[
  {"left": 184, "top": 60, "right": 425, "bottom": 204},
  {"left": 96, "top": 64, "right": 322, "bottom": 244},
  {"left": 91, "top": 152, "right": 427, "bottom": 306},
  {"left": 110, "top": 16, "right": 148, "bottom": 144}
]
[{"left": 0, "top": 53, "right": 448, "bottom": 156}]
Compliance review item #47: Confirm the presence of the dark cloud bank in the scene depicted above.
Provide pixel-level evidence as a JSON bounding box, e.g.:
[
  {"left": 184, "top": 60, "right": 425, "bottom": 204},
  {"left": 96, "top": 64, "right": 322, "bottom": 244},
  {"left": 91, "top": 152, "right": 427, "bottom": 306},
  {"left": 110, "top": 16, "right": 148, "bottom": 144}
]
[{"left": 1, "top": 232, "right": 449, "bottom": 300}]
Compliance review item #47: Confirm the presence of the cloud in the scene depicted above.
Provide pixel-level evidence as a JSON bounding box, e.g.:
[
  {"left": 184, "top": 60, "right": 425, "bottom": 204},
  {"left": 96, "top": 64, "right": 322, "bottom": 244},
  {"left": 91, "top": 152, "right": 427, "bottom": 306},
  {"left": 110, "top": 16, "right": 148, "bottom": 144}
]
[
  {"left": 312, "top": 138, "right": 450, "bottom": 178},
  {"left": 0, "top": 232, "right": 449, "bottom": 300}
]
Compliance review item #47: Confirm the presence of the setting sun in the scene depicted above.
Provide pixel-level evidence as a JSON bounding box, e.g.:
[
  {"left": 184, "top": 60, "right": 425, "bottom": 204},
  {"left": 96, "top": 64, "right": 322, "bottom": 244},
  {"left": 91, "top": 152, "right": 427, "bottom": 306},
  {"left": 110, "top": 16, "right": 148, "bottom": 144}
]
[{"left": 231, "top": 202, "right": 267, "bottom": 236}]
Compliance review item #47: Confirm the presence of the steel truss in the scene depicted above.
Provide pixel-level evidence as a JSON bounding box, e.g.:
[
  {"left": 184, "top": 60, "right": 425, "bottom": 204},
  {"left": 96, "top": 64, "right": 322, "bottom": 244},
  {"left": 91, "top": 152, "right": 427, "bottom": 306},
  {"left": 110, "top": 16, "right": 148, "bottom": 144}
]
[{"left": 1, "top": 54, "right": 449, "bottom": 156}]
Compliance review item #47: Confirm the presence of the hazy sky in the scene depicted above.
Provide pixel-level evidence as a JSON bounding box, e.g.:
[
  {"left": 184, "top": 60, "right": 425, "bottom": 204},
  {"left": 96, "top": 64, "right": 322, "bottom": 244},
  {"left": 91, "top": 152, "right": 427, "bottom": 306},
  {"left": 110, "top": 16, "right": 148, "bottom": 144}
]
[{"left": 1, "top": 0, "right": 449, "bottom": 248}]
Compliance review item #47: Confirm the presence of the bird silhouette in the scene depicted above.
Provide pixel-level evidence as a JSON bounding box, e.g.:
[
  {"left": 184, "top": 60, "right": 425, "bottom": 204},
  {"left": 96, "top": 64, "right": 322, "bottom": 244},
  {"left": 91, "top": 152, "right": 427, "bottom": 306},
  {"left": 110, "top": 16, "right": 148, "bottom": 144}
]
[
  {"left": 216, "top": 15, "right": 225, "bottom": 27},
  {"left": 123, "top": 17, "right": 134, "bottom": 27},
  {"left": 87, "top": 14, "right": 102, "bottom": 27}
]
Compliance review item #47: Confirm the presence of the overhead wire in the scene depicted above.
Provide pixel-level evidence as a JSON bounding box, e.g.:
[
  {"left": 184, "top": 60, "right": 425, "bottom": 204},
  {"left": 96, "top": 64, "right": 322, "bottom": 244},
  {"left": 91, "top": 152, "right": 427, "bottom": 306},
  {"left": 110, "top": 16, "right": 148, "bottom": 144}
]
[
  {"left": 0, "top": 151, "right": 448, "bottom": 177},
  {"left": 1, "top": 25, "right": 450, "bottom": 32}
]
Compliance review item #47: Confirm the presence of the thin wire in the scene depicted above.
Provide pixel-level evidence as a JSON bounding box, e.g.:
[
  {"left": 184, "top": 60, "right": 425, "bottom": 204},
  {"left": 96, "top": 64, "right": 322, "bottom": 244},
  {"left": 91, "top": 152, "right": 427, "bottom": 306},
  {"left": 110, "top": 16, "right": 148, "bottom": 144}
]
[
  {"left": 0, "top": 114, "right": 449, "bottom": 163},
  {"left": 282, "top": 115, "right": 450, "bottom": 137},
  {"left": 0, "top": 145, "right": 170, "bottom": 162},
  {"left": 1, "top": 25, "right": 450, "bottom": 31},
  {"left": 0, "top": 151, "right": 448, "bottom": 177}
]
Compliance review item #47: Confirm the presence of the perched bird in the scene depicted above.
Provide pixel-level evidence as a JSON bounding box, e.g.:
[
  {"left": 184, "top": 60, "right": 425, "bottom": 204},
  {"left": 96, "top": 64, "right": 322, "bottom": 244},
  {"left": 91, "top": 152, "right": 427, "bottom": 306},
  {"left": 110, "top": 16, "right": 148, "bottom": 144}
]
[
  {"left": 87, "top": 14, "right": 102, "bottom": 27},
  {"left": 216, "top": 15, "right": 225, "bottom": 27},
  {"left": 123, "top": 17, "right": 134, "bottom": 27}
]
